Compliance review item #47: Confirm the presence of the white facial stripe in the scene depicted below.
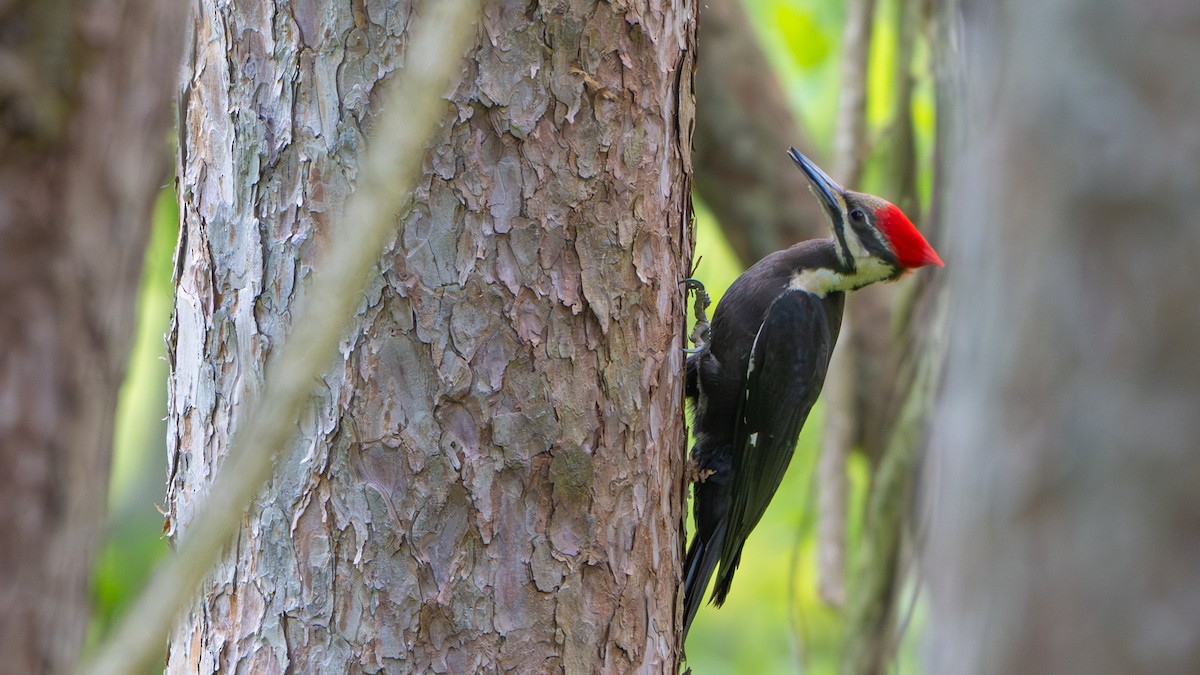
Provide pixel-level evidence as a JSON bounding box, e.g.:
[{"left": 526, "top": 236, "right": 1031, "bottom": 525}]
[
  {"left": 842, "top": 222, "right": 870, "bottom": 259},
  {"left": 850, "top": 256, "right": 895, "bottom": 285},
  {"left": 835, "top": 192, "right": 854, "bottom": 263},
  {"left": 846, "top": 208, "right": 896, "bottom": 258}
]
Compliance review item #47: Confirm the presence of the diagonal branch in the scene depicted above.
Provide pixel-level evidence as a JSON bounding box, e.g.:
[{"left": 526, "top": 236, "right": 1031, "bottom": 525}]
[{"left": 77, "top": 2, "right": 482, "bottom": 674}]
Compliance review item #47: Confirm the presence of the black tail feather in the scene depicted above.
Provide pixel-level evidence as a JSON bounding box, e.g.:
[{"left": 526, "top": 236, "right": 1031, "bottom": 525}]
[
  {"left": 681, "top": 520, "right": 727, "bottom": 642},
  {"left": 709, "top": 544, "right": 743, "bottom": 607}
]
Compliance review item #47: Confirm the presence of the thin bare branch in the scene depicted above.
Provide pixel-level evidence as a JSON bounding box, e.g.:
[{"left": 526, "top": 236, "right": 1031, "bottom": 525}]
[
  {"left": 837, "top": 0, "right": 934, "bottom": 670},
  {"left": 817, "top": 322, "right": 854, "bottom": 609},
  {"left": 818, "top": 0, "right": 879, "bottom": 611},
  {"left": 77, "top": 2, "right": 482, "bottom": 673}
]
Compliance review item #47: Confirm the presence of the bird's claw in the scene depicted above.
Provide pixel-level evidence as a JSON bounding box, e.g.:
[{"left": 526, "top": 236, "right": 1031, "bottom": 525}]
[
  {"left": 682, "top": 277, "right": 712, "bottom": 355},
  {"left": 685, "top": 455, "right": 717, "bottom": 484}
]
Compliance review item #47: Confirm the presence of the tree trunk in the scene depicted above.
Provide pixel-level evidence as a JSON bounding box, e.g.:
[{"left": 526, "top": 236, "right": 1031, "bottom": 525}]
[
  {"left": 0, "top": 1, "right": 182, "bottom": 672},
  {"left": 693, "top": 0, "right": 826, "bottom": 266},
  {"left": 165, "top": 1, "right": 695, "bottom": 671},
  {"left": 927, "top": 0, "right": 1200, "bottom": 672}
]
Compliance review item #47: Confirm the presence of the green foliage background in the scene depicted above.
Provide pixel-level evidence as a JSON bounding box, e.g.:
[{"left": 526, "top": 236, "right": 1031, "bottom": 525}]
[{"left": 94, "top": 1, "right": 932, "bottom": 671}]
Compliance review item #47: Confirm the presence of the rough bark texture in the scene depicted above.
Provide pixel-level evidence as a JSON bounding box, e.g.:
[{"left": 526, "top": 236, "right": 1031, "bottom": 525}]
[
  {"left": 165, "top": 1, "right": 695, "bottom": 672},
  {"left": 0, "top": 1, "right": 182, "bottom": 672},
  {"left": 927, "top": 0, "right": 1200, "bottom": 672}
]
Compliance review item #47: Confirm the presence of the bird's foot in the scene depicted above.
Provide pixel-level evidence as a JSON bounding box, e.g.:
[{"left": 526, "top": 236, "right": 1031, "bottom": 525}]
[
  {"left": 682, "top": 277, "right": 711, "bottom": 354},
  {"left": 685, "top": 455, "right": 717, "bottom": 485}
]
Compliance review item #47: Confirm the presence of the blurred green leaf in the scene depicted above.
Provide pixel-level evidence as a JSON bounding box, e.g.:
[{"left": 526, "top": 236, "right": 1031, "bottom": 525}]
[
  {"left": 88, "top": 189, "right": 176, "bottom": 667},
  {"left": 772, "top": 3, "right": 832, "bottom": 68}
]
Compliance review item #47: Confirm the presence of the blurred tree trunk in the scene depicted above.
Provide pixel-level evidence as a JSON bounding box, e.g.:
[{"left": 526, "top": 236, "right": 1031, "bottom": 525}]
[
  {"left": 164, "top": 1, "right": 694, "bottom": 671},
  {"left": 836, "top": 1, "right": 950, "bottom": 671},
  {"left": 0, "top": 2, "right": 182, "bottom": 672},
  {"left": 851, "top": 0, "right": 924, "bottom": 467},
  {"left": 927, "top": 0, "right": 1200, "bottom": 673},
  {"left": 693, "top": 0, "right": 826, "bottom": 264}
]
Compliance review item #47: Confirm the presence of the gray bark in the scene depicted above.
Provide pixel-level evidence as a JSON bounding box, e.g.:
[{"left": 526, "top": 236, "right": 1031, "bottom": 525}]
[
  {"left": 165, "top": 1, "right": 695, "bottom": 672},
  {"left": 927, "top": 0, "right": 1200, "bottom": 672},
  {"left": 0, "top": 1, "right": 183, "bottom": 672}
]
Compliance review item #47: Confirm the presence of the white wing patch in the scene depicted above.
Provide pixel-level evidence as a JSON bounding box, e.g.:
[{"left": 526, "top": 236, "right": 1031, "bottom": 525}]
[{"left": 745, "top": 319, "right": 767, "bottom": 381}]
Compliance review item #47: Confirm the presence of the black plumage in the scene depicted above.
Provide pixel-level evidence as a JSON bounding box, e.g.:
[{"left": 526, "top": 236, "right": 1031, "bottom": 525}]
[
  {"left": 682, "top": 240, "right": 845, "bottom": 636},
  {"left": 680, "top": 149, "right": 943, "bottom": 641}
]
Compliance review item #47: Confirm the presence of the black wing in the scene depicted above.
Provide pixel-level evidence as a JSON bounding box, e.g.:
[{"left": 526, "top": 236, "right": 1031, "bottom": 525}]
[{"left": 710, "top": 289, "right": 837, "bottom": 603}]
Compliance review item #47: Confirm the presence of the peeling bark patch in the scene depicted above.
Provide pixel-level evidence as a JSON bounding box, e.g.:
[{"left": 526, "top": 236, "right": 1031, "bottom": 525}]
[
  {"left": 575, "top": 219, "right": 623, "bottom": 334},
  {"left": 548, "top": 447, "right": 596, "bottom": 557},
  {"left": 549, "top": 446, "right": 594, "bottom": 498},
  {"left": 486, "top": 150, "right": 524, "bottom": 234},
  {"left": 477, "top": 24, "right": 549, "bottom": 137}
]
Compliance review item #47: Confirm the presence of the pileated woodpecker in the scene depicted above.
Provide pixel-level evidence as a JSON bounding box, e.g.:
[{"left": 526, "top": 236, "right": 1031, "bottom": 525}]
[{"left": 681, "top": 148, "right": 943, "bottom": 639}]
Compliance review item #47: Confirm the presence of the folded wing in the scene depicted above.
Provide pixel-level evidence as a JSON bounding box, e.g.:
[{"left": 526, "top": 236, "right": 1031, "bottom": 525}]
[{"left": 711, "top": 289, "right": 836, "bottom": 603}]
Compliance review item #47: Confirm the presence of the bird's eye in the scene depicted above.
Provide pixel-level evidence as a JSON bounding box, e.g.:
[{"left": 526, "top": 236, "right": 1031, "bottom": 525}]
[{"left": 850, "top": 209, "right": 866, "bottom": 222}]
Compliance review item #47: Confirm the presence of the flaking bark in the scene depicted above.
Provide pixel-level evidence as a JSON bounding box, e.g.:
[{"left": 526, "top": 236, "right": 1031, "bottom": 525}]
[{"left": 166, "top": 1, "right": 696, "bottom": 671}]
